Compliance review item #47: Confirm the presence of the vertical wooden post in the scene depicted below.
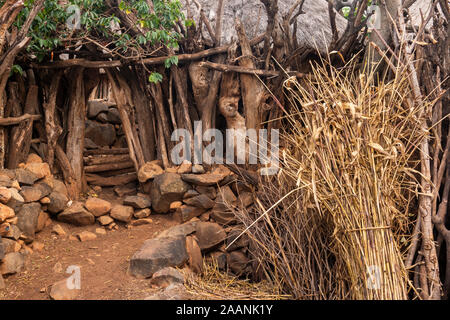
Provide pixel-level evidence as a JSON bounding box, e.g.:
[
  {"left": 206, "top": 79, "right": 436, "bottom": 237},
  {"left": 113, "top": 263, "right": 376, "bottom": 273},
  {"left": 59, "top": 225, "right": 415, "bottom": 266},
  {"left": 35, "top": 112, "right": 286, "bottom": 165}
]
[{"left": 66, "top": 67, "right": 86, "bottom": 196}]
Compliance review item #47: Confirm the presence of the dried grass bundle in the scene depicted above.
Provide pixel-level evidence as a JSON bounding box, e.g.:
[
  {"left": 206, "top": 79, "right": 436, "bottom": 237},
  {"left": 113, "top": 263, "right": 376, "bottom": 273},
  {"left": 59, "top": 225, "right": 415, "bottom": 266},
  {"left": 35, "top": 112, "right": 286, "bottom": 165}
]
[{"left": 236, "top": 58, "right": 430, "bottom": 299}]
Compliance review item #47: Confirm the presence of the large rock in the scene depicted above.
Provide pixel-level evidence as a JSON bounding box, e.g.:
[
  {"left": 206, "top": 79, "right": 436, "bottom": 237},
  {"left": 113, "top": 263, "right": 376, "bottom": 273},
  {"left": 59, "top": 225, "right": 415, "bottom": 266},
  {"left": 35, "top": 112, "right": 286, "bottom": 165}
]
[
  {"left": 52, "top": 179, "right": 68, "bottom": 198},
  {"left": 49, "top": 278, "right": 80, "bottom": 300},
  {"left": 15, "top": 168, "right": 39, "bottom": 186},
  {"left": 57, "top": 202, "right": 95, "bottom": 226},
  {"left": 150, "top": 267, "right": 184, "bottom": 288},
  {"left": 107, "top": 108, "right": 121, "bottom": 124},
  {"left": 0, "top": 203, "right": 14, "bottom": 223},
  {"left": 183, "top": 194, "right": 215, "bottom": 209},
  {"left": 16, "top": 203, "right": 41, "bottom": 240},
  {"left": 157, "top": 221, "right": 197, "bottom": 239},
  {"left": 174, "top": 205, "right": 206, "bottom": 223},
  {"left": 226, "top": 228, "right": 249, "bottom": 252},
  {"left": 150, "top": 173, "right": 190, "bottom": 213},
  {"left": 85, "top": 197, "right": 111, "bottom": 217},
  {"left": 85, "top": 120, "right": 116, "bottom": 147},
  {"left": 20, "top": 183, "right": 52, "bottom": 203},
  {"left": 110, "top": 205, "right": 134, "bottom": 223},
  {"left": 47, "top": 191, "right": 69, "bottom": 214},
  {"left": 195, "top": 222, "right": 226, "bottom": 251},
  {"left": 23, "top": 162, "right": 51, "bottom": 180},
  {"left": 129, "top": 236, "right": 188, "bottom": 278},
  {"left": 87, "top": 100, "right": 114, "bottom": 119},
  {"left": 123, "top": 195, "right": 151, "bottom": 209},
  {"left": 1, "top": 252, "right": 24, "bottom": 275},
  {"left": 138, "top": 162, "right": 164, "bottom": 183}
]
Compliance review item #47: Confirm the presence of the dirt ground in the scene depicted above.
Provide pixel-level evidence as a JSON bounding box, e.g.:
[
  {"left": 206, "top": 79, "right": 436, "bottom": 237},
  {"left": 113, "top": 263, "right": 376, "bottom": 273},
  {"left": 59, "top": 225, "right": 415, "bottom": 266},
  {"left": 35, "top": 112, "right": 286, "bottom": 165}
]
[{"left": 0, "top": 188, "right": 181, "bottom": 300}]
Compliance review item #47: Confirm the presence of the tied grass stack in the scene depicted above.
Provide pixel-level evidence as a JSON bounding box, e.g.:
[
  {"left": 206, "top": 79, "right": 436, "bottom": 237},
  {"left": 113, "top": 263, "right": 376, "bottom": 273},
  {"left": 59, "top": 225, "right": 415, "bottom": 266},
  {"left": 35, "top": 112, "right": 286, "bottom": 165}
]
[{"left": 238, "top": 59, "right": 428, "bottom": 299}]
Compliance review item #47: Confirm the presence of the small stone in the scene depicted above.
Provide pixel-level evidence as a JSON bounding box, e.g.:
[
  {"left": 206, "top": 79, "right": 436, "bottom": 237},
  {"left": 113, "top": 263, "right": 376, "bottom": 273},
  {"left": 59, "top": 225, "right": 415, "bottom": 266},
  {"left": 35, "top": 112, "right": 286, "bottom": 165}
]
[
  {"left": 6, "top": 189, "right": 24, "bottom": 213},
  {"left": 49, "top": 278, "right": 80, "bottom": 300},
  {"left": 226, "top": 228, "right": 249, "bottom": 251},
  {"left": 95, "top": 228, "right": 106, "bottom": 235},
  {"left": 0, "top": 203, "right": 15, "bottom": 223},
  {"left": 134, "top": 208, "right": 151, "bottom": 219},
  {"left": 131, "top": 218, "right": 153, "bottom": 226},
  {"left": 3, "top": 224, "right": 21, "bottom": 240},
  {"left": 85, "top": 120, "right": 116, "bottom": 147},
  {"left": 165, "top": 167, "right": 178, "bottom": 173},
  {"left": 97, "top": 215, "right": 114, "bottom": 226},
  {"left": 191, "top": 165, "right": 205, "bottom": 174},
  {"left": 177, "top": 160, "right": 192, "bottom": 174},
  {"left": 77, "top": 231, "right": 97, "bottom": 241},
  {"left": 150, "top": 267, "right": 184, "bottom": 288},
  {"left": 210, "top": 251, "right": 227, "bottom": 270},
  {"left": 36, "top": 211, "right": 50, "bottom": 233},
  {"left": 113, "top": 185, "right": 136, "bottom": 197},
  {"left": 52, "top": 225, "right": 66, "bottom": 236},
  {"left": 1, "top": 252, "right": 24, "bottom": 275},
  {"left": 110, "top": 205, "right": 134, "bottom": 223},
  {"left": 138, "top": 161, "right": 164, "bottom": 183},
  {"left": 40, "top": 197, "right": 51, "bottom": 204},
  {"left": 32, "top": 241, "right": 44, "bottom": 251},
  {"left": 85, "top": 197, "right": 111, "bottom": 217},
  {"left": 0, "top": 187, "right": 12, "bottom": 204},
  {"left": 169, "top": 201, "right": 183, "bottom": 211},
  {"left": 87, "top": 100, "right": 113, "bottom": 118},
  {"left": 195, "top": 186, "right": 217, "bottom": 199},
  {"left": 199, "top": 212, "right": 210, "bottom": 222},
  {"left": 123, "top": 195, "right": 151, "bottom": 209}
]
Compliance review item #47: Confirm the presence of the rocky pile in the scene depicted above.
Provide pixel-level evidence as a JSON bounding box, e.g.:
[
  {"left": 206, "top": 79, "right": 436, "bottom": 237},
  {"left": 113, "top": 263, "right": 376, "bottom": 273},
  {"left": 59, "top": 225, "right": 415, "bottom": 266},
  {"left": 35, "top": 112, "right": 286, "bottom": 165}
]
[
  {"left": 128, "top": 161, "right": 256, "bottom": 282},
  {"left": 0, "top": 153, "right": 68, "bottom": 288}
]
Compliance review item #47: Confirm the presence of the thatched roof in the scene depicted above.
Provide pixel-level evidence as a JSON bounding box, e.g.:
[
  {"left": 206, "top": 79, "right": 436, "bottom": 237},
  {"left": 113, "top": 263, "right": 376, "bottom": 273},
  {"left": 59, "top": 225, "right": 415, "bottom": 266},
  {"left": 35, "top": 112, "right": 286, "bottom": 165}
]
[{"left": 184, "top": 0, "right": 347, "bottom": 54}]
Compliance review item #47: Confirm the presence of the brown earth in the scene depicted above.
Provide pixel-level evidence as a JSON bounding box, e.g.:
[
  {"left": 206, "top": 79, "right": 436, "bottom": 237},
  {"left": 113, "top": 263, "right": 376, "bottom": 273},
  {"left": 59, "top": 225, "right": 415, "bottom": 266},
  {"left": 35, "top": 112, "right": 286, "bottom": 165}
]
[{"left": 0, "top": 188, "right": 180, "bottom": 300}]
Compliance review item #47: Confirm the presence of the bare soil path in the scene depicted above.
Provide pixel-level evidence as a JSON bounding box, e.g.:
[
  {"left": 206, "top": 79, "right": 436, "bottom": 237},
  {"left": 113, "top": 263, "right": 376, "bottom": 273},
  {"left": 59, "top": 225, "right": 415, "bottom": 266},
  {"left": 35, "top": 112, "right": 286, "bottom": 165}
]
[{"left": 0, "top": 190, "right": 180, "bottom": 300}]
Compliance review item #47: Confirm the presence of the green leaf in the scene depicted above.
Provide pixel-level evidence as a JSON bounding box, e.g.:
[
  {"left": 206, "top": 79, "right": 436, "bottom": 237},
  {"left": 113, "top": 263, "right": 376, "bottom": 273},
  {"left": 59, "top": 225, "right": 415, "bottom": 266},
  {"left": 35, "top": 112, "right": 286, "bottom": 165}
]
[{"left": 149, "top": 72, "right": 163, "bottom": 83}]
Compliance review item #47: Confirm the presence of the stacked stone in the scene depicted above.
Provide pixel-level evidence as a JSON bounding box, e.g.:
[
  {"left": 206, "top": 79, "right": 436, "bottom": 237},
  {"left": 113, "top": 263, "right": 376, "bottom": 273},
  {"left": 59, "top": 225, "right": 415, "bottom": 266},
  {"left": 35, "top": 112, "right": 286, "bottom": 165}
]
[
  {"left": 129, "top": 161, "right": 256, "bottom": 279},
  {"left": 85, "top": 100, "right": 125, "bottom": 150},
  {"left": 0, "top": 154, "right": 69, "bottom": 287}
]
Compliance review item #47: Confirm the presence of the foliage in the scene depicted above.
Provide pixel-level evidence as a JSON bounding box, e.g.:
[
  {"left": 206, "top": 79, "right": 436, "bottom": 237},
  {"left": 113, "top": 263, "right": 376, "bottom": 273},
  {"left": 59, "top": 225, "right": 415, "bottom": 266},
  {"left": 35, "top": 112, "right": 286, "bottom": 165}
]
[{"left": 8, "top": 0, "right": 185, "bottom": 67}]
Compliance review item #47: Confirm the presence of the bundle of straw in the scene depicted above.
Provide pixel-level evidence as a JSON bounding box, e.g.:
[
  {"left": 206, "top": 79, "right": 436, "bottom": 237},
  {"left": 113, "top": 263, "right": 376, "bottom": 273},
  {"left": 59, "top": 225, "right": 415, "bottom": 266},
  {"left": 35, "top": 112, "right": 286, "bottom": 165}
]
[{"left": 237, "top": 59, "right": 429, "bottom": 299}]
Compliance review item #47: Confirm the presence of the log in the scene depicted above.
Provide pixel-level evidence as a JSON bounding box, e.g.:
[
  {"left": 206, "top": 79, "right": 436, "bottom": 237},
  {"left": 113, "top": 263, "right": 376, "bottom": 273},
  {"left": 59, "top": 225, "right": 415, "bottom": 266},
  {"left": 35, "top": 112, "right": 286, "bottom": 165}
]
[
  {"left": 55, "top": 145, "right": 79, "bottom": 200},
  {"left": 84, "top": 161, "right": 134, "bottom": 173},
  {"left": 66, "top": 67, "right": 87, "bottom": 194},
  {"left": 84, "top": 148, "right": 129, "bottom": 156},
  {"left": 0, "top": 114, "right": 41, "bottom": 126},
  {"left": 94, "top": 167, "right": 135, "bottom": 177},
  {"left": 235, "top": 18, "right": 268, "bottom": 130},
  {"left": 35, "top": 34, "right": 265, "bottom": 69},
  {"left": 106, "top": 70, "right": 145, "bottom": 172},
  {"left": 43, "top": 71, "right": 63, "bottom": 170},
  {"left": 85, "top": 172, "right": 137, "bottom": 187},
  {"left": 83, "top": 154, "right": 131, "bottom": 166}
]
